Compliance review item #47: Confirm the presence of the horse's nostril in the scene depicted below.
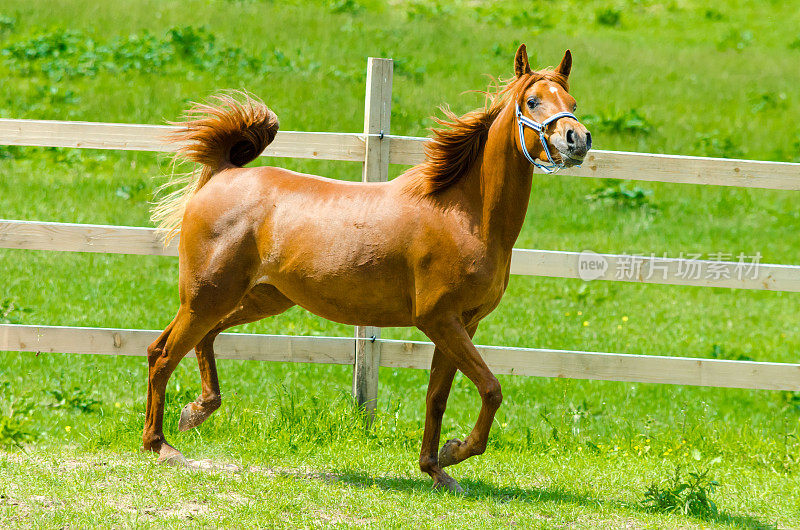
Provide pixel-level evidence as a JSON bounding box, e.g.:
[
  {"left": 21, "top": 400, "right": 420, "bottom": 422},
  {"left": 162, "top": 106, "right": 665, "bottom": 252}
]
[
  {"left": 566, "top": 129, "right": 575, "bottom": 145},
  {"left": 586, "top": 132, "right": 592, "bottom": 150}
]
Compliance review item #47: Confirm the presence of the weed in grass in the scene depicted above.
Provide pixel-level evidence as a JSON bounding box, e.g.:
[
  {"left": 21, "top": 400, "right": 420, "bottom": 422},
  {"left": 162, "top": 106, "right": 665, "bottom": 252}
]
[
  {"left": 581, "top": 108, "right": 652, "bottom": 135},
  {"left": 586, "top": 182, "right": 657, "bottom": 211},
  {"left": 779, "top": 391, "right": 800, "bottom": 414},
  {"left": 33, "top": 85, "right": 80, "bottom": 106},
  {"left": 392, "top": 57, "right": 426, "bottom": 83},
  {"left": 0, "top": 410, "right": 35, "bottom": 449},
  {"left": 567, "top": 399, "right": 602, "bottom": 436},
  {"left": 709, "top": 344, "right": 753, "bottom": 362},
  {"left": 471, "top": 4, "right": 551, "bottom": 30},
  {"left": 503, "top": 9, "right": 550, "bottom": 29},
  {"left": 0, "top": 15, "right": 15, "bottom": 32},
  {"left": 750, "top": 91, "right": 788, "bottom": 113},
  {"left": 0, "top": 298, "right": 32, "bottom": 324},
  {"left": 0, "top": 382, "right": 36, "bottom": 448},
  {"left": 641, "top": 465, "right": 720, "bottom": 518},
  {"left": 47, "top": 386, "right": 101, "bottom": 413},
  {"left": 0, "top": 145, "right": 26, "bottom": 159},
  {"left": 404, "top": 1, "right": 452, "bottom": 21},
  {"left": 18, "top": 85, "right": 82, "bottom": 118},
  {"left": 717, "top": 29, "right": 754, "bottom": 51},
  {"left": 328, "top": 0, "right": 364, "bottom": 15},
  {"left": 40, "top": 146, "right": 83, "bottom": 166},
  {"left": 749, "top": 446, "right": 797, "bottom": 475},
  {"left": 695, "top": 132, "right": 744, "bottom": 158},
  {"left": 115, "top": 180, "right": 148, "bottom": 202},
  {"left": 789, "top": 34, "right": 800, "bottom": 50},
  {"left": 596, "top": 7, "right": 622, "bottom": 27},
  {"left": 703, "top": 9, "right": 724, "bottom": 21},
  {"left": 572, "top": 283, "right": 612, "bottom": 305},
  {"left": 0, "top": 26, "right": 303, "bottom": 82},
  {"left": 490, "top": 41, "right": 521, "bottom": 59},
  {"left": 1, "top": 29, "right": 162, "bottom": 80}
]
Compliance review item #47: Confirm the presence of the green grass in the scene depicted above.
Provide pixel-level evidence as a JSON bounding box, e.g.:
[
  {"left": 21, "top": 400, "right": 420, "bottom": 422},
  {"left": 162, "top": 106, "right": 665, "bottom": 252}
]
[{"left": 1, "top": 0, "right": 800, "bottom": 526}]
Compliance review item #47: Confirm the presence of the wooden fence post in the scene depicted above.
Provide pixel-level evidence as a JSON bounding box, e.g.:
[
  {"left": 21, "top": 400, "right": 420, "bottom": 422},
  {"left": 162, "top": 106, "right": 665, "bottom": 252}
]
[{"left": 353, "top": 57, "right": 393, "bottom": 420}]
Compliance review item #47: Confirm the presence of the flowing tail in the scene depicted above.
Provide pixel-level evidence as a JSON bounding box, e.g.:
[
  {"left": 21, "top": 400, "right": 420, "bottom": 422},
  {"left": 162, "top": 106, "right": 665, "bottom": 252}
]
[{"left": 151, "top": 90, "right": 279, "bottom": 243}]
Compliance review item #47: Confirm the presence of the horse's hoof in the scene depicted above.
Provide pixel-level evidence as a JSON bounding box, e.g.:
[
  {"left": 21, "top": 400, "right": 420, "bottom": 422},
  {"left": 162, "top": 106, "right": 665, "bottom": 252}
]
[
  {"left": 438, "top": 438, "right": 463, "bottom": 468},
  {"left": 179, "top": 403, "right": 208, "bottom": 432},
  {"left": 433, "top": 473, "right": 464, "bottom": 494},
  {"left": 156, "top": 443, "right": 189, "bottom": 467}
]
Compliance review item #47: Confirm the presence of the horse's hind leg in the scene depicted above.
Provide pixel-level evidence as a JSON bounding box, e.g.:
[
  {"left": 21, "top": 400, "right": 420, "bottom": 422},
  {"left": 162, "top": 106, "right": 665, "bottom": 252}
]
[
  {"left": 143, "top": 258, "right": 258, "bottom": 461},
  {"left": 179, "top": 284, "right": 294, "bottom": 431},
  {"left": 178, "top": 330, "right": 224, "bottom": 432},
  {"left": 143, "top": 306, "right": 221, "bottom": 462},
  {"left": 143, "top": 320, "right": 176, "bottom": 446}
]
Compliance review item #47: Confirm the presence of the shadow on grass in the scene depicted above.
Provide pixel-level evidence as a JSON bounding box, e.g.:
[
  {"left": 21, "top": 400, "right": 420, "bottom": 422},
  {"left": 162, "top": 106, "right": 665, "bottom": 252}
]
[{"left": 299, "top": 469, "right": 777, "bottom": 530}]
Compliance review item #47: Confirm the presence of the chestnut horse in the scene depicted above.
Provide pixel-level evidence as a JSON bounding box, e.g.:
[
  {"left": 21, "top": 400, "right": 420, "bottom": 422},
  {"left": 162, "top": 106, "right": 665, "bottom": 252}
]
[{"left": 144, "top": 45, "right": 591, "bottom": 492}]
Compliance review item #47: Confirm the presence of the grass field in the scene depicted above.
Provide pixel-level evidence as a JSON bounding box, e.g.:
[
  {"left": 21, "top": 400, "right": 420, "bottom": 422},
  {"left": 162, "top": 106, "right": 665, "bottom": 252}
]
[{"left": 2, "top": 0, "right": 800, "bottom": 527}]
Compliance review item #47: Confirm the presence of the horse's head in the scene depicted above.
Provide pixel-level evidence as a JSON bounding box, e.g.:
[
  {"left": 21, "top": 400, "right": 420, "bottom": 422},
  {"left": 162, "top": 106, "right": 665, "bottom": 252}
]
[{"left": 512, "top": 44, "right": 591, "bottom": 171}]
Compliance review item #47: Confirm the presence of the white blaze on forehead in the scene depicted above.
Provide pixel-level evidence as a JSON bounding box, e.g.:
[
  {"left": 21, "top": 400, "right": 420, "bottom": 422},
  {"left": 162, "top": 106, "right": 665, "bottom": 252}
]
[{"left": 549, "top": 86, "right": 558, "bottom": 94}]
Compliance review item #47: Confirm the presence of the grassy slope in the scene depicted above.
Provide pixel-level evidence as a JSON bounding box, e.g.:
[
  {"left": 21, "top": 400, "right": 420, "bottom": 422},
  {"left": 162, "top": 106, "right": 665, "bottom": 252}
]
[{"left": 1, "top": 0, "right": 800, "bottom": 527}]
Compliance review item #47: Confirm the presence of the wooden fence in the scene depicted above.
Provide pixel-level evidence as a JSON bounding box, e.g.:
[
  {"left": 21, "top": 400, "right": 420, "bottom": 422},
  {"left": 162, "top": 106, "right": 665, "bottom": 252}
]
[{"left": 2, "top": 58, "right": 800, "bottom": 416}]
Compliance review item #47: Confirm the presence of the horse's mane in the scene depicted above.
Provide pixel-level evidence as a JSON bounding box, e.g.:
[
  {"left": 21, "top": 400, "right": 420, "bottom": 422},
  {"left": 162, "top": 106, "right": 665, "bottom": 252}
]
[{"left": 404, "top": 69, "right": 569, "bottom": 195}]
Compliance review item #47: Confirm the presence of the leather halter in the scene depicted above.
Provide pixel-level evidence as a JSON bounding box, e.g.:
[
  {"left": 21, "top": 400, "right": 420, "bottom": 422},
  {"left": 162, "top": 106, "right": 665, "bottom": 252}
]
[{"left": 515, "top": 102, "right": 579, "bottom": 174}]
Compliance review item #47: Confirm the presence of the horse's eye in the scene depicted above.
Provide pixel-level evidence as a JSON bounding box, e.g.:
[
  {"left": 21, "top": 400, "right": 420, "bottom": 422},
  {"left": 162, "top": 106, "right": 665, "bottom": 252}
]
[
  {"left": 573, "top": 104, "right": 578, "bottom": 112},
  {"left": 527, "top": 98, "right": 539, "bottom": 110}
]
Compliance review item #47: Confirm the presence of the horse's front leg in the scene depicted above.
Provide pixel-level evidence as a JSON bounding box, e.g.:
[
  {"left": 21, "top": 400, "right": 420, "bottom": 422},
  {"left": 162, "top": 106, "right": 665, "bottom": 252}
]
[
  {"left": 419, "top": 347, "right": 459, "bottom": 491},
  {"left": 419, "top": 317, "right": 502, "bottom": 477}
]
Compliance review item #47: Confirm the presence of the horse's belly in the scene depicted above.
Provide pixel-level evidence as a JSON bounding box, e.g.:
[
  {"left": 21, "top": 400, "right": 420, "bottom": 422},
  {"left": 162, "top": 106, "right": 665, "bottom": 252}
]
[{"left": 263, "top": 268, "right": 415, "bottom": 327}]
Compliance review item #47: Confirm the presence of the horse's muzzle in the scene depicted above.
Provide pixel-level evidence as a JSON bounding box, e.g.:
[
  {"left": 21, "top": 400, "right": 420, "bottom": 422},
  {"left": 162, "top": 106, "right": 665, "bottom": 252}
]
[
  {"left": 565, "top": 125, "right": 591, "bottom": 158},
  {"left": 555, "top": 125, "right": 591, "bottom": 166}
]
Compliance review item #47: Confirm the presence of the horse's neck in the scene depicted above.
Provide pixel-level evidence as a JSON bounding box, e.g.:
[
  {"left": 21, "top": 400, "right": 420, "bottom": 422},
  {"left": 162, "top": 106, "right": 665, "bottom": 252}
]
[{"left": 469, "top": 104, "right": 533, "bottom": 252}]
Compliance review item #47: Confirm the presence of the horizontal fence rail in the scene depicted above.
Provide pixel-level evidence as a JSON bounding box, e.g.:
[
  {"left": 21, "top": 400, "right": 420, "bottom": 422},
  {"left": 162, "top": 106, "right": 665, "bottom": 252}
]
[
  {"left": 568, "top": 151, "right": 800, "bottom": 191},
  {"left": 0, "top": 119, "right": 366, "bottom": 162},
  {"left": 2, "top": 220, "right": 799, "bottom": 292},
  {"left": 3, "top": 118, "right": 800, "bottom": 190},
  {"left": 0, "top": 324, "right": 353, "bottom": 364},
  {"left": 510, "top": 249, "right": 800, "bottom": 292},
  {"left": 2, "top": 324, "right": 798, "bottom": 391},
  {"left": 0, "top": 220, "right": 179, "bottom": 256}
]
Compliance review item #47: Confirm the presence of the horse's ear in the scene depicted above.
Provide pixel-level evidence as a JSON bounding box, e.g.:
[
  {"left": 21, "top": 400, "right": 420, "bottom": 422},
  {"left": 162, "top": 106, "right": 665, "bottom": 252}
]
[
  {"left": 514, "top": 44, "right": 532, "bottom": 77},
  {"left": 556, "top": 49, "right": 572, "bottom": 78}
]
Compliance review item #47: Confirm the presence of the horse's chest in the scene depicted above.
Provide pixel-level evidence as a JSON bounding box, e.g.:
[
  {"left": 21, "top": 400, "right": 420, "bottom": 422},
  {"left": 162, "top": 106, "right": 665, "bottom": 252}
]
[
  {"left": 471, "top": 269, "right": 509, "bottom": 319},
  {"left": 450, "top": 251, "right": 511, "bottom": 313}
]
